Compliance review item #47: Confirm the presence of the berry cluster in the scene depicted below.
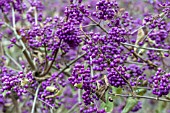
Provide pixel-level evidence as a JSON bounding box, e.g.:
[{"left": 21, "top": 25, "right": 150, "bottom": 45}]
[
  {"left": 0, "top": 0, "right": 26, "bottom": 13},
  {"left": 149, "top": 68, "right": 170, "bottom": 97},
  {"left": 0, "top": 68, "right": 25, "bottom": 96},
  {"left": 127, "top": 64, "right": 146, "bottom": 86},
  {"left": 107, "top": 65, "right": 130, "bottom": 87},
  {"left": 94, "top": 0, "right": 118, "bottom": 20},
  {"left": 69, "top": 64, "right": 95, "bottom": 105},
  {"left": 65, "top": 3, "right": 89, "bottom": 25},
  {"left": 55, "top": 22, "right": 82, "bottom": 48}
]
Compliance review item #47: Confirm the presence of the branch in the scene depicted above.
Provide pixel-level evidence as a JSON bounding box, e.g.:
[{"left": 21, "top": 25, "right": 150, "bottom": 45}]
[
  {"left": 40, "top": 40, "right": 62, "bottom": 77},
  {"left": 4, "top": 49, "right": 23, "bottom": 70},
  {"left": 121, "top": 42, "right": 169, "bottom": 52},
  {"left": 3, "top": 6, "right": 37, "bottom": 71},
  {"left": 87, "top": 16, "right": 108, "bottom": 34},
  {"left": 31, "top": 83, "right": 41, "bottom": 113},
  {"left": 122, "top": 44, "right": 158, "bottom": 69},
  {"left": 11, "top": 93, "right": 20, "bottom": 113},
  {"left": 34, "top": 7, "right": 38, "bottom": 25},
  {"left": 113, "top": 67, "right": 135, "bottom": 95},
  {"left": 56, "top": 52, "right": 86, "bottom": 77},
  {"left": 66, "top": 103, "right": 79, "bottom": 113},
  {"left": 110, "top": 93, "right": 170, "bottom": 102},
  {"left": 44, "top": 44, "right": 48, "bottom": 71},
  {"left": 35, "top": 50, "right": 86, "bottom": 81},
  {"left": 90, "top": 56, "right": 94, "bottom": 77}
]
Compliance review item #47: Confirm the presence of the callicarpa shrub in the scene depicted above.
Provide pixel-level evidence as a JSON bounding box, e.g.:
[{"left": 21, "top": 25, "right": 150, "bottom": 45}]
[{"left": 0, "top": 0, "right": 170, "bottom": 113}]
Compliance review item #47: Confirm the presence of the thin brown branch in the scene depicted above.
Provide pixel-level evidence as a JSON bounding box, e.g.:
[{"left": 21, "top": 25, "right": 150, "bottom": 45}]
[
  {"left": 44, "top": 44, "right": 48, "bottom": 71},
  {"left": 56, "top": 52, "right": 86, "bottom": 77},
  {"left": 122, "top": 44, "right": 158, "bottom": 69},
  {"left": 40, "top": 41, "right": 61, "bottom": 77}
]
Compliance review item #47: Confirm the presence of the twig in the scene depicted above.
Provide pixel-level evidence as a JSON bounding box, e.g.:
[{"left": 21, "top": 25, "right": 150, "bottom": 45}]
[
  {"left": 34, "top": 7, "right": 38, "bottom": 25},
  {"left": 124, "top": 61, "right": 146, "bottom": 65},
  {"left": 11, "top": 93, "right": 20, "bottom": 113},
  {"left": 66, "top": 103, "right": 79, "bottom": 113},
  {"left": 56, "top": 52, "right": 86, "bottom": 77},
  {"left": 2, "top": 34, "right": 22, "bottom": 49},
  {"left": 77, "top": 24, "right": 96, "bottom": 28},
  {"left": 113, "top": 67, "right": 135, "bottom": 95},
  {"left": 88, "top": 16, "right": 108, "bottom": 34},
  {"left": 4, "top": 6, "right": 37, "bottom": 70},
  {"left": 26, "top": 89, "right": 54, "bottom": 108},
  {"left": 40, "top": 40, "right": 61, "bottom": 77},
  {"left": 131, "top": 26, "right": 145, "bottom": 35},
  {"left": 44, "top": 44, "right": 48, "bottom": 71},
  {"left": 31, "top": 83, "right": 41, "bottom": 113},
  {"left": 50, "top": 108, "right": 54, "bottom": 113},
  {"left": 121, "top": 42, "right": 169, "bottom": 52},
  {"left": 11, "top": 6, "right": 16, "bottom": 29},
  {"left": 122, "top": 44, "right": 158, "bottom": 69},
  {"left": 78, "top": 89, "right": 81, "bottom": 103},
  {"left": 5, "top": 66, "right": 20, "bottom": 72},
  {"left": 38, "top": 98, "right": 54, "bottom": 108},
  {"left": 110, "top": 93, "right": 170, "bottom": 102},
  {"left": 90, "top": 56, "right": 94, "bottom": 77},
  {"left": 4, "top": 49, "right": 23, "bottom": 70}
]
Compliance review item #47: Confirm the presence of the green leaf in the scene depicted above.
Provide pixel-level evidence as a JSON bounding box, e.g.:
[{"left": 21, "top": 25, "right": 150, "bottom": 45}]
[{"left": 122, "top": 97, "right": 138, "bottom": 113}]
